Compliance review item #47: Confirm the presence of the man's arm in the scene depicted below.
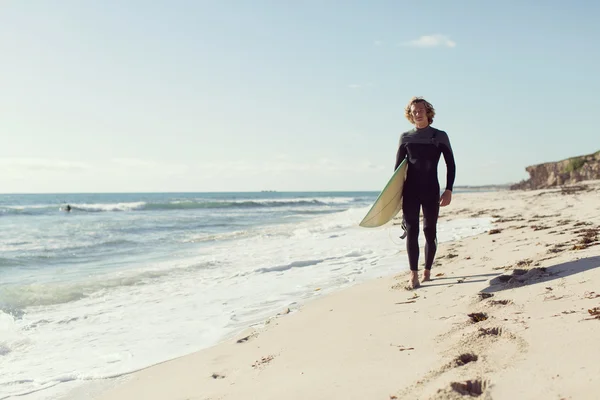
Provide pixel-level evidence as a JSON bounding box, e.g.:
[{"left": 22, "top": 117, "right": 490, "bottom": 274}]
[
  {"left": 394, "top": 136, "right": 407, "bottom": 171},
  {"left": 440, "top": 132, "right": 456, "bottom": 191}
]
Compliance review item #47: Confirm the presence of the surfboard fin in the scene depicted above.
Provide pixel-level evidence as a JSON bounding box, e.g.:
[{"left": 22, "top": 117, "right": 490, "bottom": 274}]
[{"left": 399, "top": 220, "right": 408, "bottom": 239}]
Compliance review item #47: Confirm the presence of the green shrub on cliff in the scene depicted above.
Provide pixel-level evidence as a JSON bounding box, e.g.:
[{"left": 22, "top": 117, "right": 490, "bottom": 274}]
[{"left": 564, "top": 156, "right": 586, "bottom": 173}]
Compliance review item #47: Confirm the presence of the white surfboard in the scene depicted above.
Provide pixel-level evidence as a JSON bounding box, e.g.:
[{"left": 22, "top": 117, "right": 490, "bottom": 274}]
[{"left": 359, "top": 159, "right": 408, "bottom": 228}]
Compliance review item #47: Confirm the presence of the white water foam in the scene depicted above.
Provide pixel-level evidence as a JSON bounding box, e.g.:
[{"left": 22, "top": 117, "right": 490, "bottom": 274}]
[
  {"left": 69, "top": 202, "right": 147, "bottom": 212},
  {"left": 0, "top": 207, "right": 491, "bottom": 400}
]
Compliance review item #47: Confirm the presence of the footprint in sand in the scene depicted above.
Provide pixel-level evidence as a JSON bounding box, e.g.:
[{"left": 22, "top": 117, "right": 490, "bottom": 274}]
[
  {"left": 478, "top": 292, "right": 494, "bottom": 300},
  {"left": 251, "top": 354, "right": 275, "bottom": 369},
  {"left": 391, "top": 281, "right": 529, "bottom": 399},
  {"left": 448, "top": 379, "right": 488, "bottom": 397},
  {"left": 584, "top": 291, "right": 600, "bottom": 299},
  {"left": 478, "top": 327, "right": 502, "bottom": 337},
  {"left": 586, "top": 307, "right": 600, "bottom": 320},
  {"left": 391, "top": 344, "right": 415, "bottom": 352},
  {"left": 468, "top": 312, "right": 488, "bottom": 323},
  {"left": 452, "top": 352, "right": 478, "bottom": 367},
  {"left": 492, "top": 267, "right": 552, "bottom": 286},
  {"left": 488, "top": 299, "right": 512, "bottom": 306},
  {"left": 236, "top": 331, "right": 259, "bottom": 344},
  {"left": 547, "top": 243, "right": 568, "bottom": 254}
]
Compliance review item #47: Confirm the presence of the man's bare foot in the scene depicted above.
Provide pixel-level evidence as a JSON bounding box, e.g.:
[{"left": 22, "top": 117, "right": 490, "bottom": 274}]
[
  {"left": 410, "top": 271, "right": 420, "bottom": 289},
  {"left": 422, "top": 269, "right": 431, "bottom": 282}
]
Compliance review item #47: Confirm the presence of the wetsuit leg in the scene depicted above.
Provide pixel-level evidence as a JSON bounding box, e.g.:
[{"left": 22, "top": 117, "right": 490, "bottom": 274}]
[
  {"left": 422, "top": 197, "right": 440, "bottom": 270},
  {"left": 402, "top": 189, "right": 421, "bottom": 271}
]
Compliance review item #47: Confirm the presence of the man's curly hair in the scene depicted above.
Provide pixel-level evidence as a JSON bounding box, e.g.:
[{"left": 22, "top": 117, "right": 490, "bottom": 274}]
[{"left": 404, "top": 97, "right": 435, "bottom": 125}]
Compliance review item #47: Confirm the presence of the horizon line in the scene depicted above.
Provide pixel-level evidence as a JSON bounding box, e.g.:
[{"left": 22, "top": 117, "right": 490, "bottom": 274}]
[{"left": 0, "top": 184, "right": 516, "bottom": 196}]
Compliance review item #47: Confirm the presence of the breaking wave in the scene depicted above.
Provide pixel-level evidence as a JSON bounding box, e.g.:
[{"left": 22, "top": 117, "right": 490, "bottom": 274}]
[{"left": 0, "top": 197, "right": 357, "bottom": 216}]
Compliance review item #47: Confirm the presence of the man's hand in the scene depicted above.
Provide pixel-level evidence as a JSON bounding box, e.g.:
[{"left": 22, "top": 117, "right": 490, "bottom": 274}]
[{"left": 440, "top": 190, "right": 452, "bottom": 207}]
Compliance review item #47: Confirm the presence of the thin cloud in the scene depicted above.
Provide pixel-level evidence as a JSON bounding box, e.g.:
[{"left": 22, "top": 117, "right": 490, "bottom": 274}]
[
  {"left": 348, "top": 84, "right": 362, "bottom": 89},
  {"left": 373, "top": 40, "right": 383, "bottom": 47},
  {"left": 196, "top": 158, "right": 384, "bottom": 176},
  {"left": 0, "top": 157, "right": 90, "bottom": 172},
  {"left": 0, "top": 157, "right": 189, "bottom": 178},
  {"left": 403, "top": 34, "right": 456, "bottom": 48},
  {"left": 364, "top": 161, "right": 385, "bottom": 171},
  {"left": 274, "top": 153, "right": 290, "bottom": 161},
  {"left": 110, "top": 158, "right": 159, "bottom": 168},
  {"left": 109, "top": 158, "right": 189, "bottom": 175}
]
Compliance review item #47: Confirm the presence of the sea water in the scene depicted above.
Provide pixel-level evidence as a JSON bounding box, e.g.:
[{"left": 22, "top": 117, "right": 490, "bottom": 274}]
[{"left": 0, "top": 191, "right": 491, "bottom": 399}]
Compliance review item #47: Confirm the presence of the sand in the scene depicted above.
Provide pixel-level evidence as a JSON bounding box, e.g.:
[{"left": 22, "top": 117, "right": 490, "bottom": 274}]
[{"left": 93, "top": 181, "right": 600, "bottom": 400}]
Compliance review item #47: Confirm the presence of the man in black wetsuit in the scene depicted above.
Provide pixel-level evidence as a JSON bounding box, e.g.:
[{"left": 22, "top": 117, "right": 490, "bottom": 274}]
[{"left": 394, "top": 97, "right": 456, "bottom": 289}]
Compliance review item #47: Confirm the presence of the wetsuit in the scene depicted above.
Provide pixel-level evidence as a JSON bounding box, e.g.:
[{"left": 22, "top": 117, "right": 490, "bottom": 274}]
[{"left": 394, "top": 126, "right": 456, "bottom": 271}]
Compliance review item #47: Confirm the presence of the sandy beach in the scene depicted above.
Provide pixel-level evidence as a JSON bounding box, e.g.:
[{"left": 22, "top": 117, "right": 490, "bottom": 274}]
[{"left": 91, "top": 181, "right": 600, "bottom": 400}]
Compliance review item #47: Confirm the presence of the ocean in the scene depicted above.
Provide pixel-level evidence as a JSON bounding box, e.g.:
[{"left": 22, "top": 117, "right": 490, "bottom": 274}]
[{"left": 0, "top": 191, "right": 492, "bottom": 399}]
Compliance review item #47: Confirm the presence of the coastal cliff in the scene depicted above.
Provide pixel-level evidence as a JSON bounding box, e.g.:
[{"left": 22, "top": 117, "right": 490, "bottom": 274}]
[{"left": 510, "top": 150, "right": 600, "bottom": 190}]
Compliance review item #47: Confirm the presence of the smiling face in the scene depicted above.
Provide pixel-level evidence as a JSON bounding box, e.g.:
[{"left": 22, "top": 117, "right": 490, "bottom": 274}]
[
  {"left": 410, "top": 102, "right": 429, "bottom": 128},
  {"left": 404, "top": 97, "right": 435, "bottom": 128}
]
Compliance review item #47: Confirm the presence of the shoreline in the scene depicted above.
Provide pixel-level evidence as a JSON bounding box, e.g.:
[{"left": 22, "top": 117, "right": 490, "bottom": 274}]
[
  {"left": 70, "top": 182, "right": 600, "bottom": 399},
  {"left": 2, "top": 195, "right": 490, "bottom": 400}
]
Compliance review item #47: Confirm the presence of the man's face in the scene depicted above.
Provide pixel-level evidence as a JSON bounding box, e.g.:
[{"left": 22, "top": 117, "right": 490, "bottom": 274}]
[{"left": 410, "top": 102, "right": 428, "bottom": 126}]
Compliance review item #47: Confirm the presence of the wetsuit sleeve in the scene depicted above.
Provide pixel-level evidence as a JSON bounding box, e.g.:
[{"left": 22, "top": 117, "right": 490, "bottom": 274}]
[
  {"left": 394, "top": 140, "right": 407, "bottom": 171},
  {"left": 440, "top": 132, "right": 456, "bottom": 191}
]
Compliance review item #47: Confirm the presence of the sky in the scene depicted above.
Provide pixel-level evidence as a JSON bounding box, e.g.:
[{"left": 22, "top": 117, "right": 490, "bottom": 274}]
[{"left": 1, "top": 0, "right": 599, "bottom": 193}]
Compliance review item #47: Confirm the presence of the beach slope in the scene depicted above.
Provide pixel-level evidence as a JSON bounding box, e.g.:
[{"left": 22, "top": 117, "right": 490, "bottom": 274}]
[{"left": 96, "top": 181, "right": 600, "bottom": 400}]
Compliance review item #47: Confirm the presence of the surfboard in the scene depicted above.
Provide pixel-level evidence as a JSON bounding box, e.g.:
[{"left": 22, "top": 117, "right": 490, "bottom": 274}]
[{"left": 359, "top": 159, "right": 408, "bottom": 228}]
